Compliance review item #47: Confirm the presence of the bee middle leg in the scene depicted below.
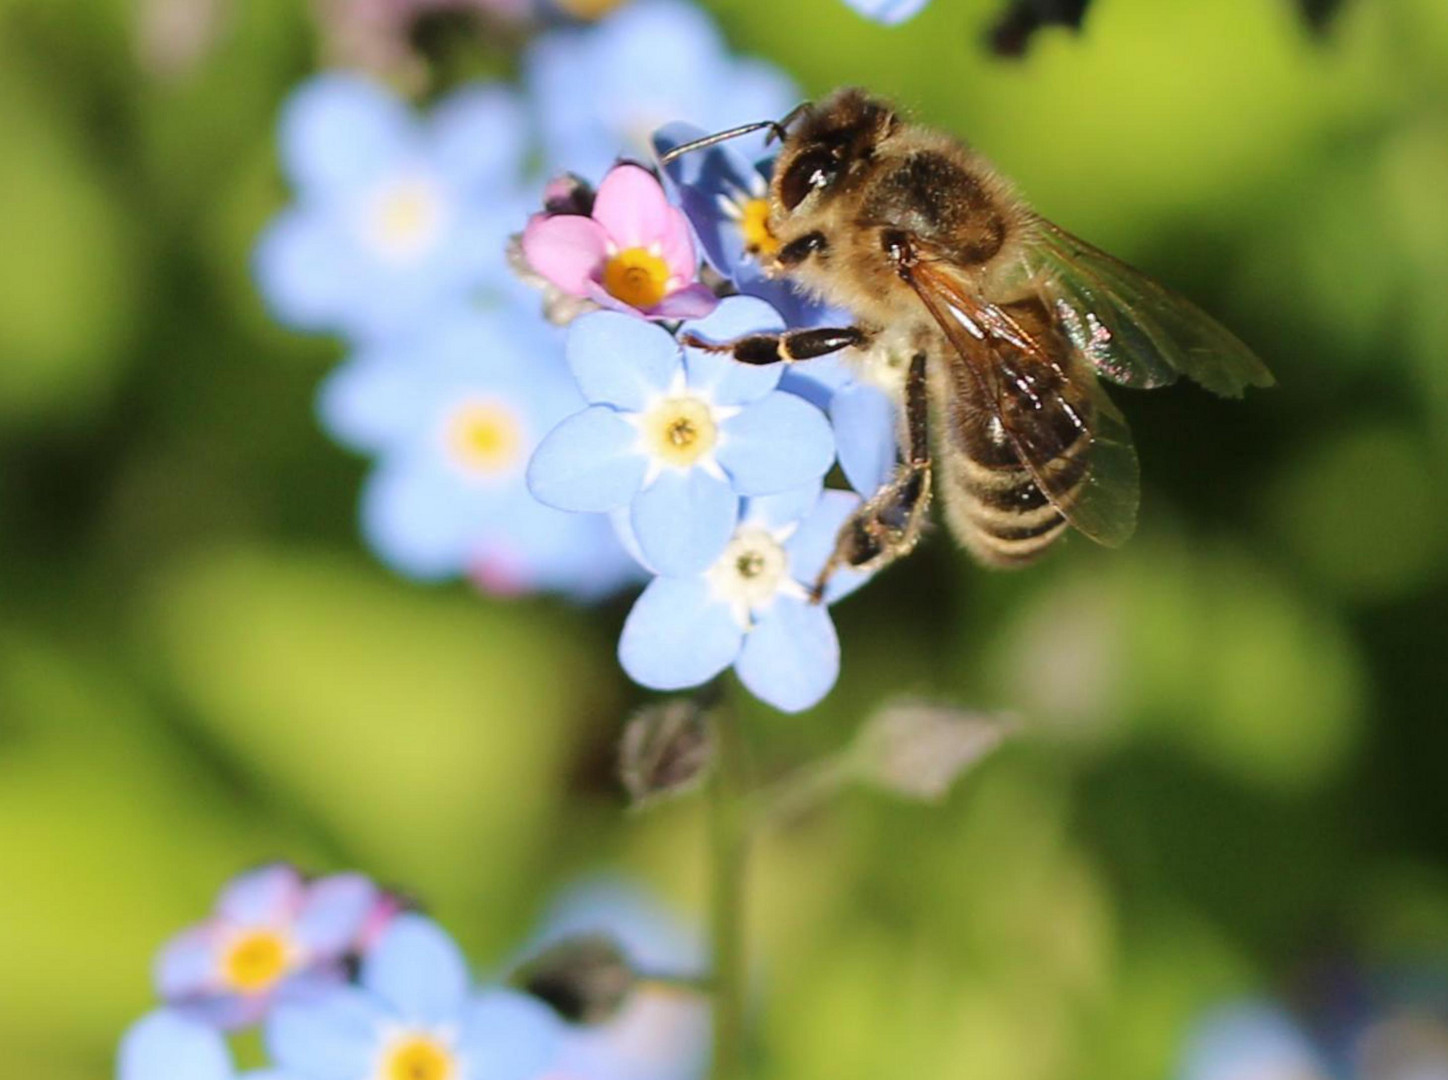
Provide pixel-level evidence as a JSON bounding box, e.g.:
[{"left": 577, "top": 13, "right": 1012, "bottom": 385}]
[
  {"left": 679, "top": 326, "right": 870, "bottom": 365},
  {"left": 811, "top": 350, "right": 932, "bottom": 602}
]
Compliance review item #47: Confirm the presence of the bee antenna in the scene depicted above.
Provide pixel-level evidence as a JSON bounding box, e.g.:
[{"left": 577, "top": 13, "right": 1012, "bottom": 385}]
[{"left": 657, "top": 106, "right": 809, "bottom": 166}]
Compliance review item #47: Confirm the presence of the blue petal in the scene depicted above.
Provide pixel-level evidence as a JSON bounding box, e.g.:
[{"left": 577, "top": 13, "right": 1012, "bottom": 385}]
[
  {"left": 619, "top": 577, "right": 742, "bottom": 690},
  {"left": 566, "top": 313, "right": 680, "bottom": 409},
  {"left": 527, "top": 406, "right": 647, "bottom": 513},
  {"left": 361, "top": 914, "right": 470, "bottom": 1025},
  {"left": 784, "top": 490, "right": 872, "bottom": 604},
  {"left": 630, "top": 469, "right": 737, "bottom": 576},
  {"left": 460, "top": 990, "right": 563, "bottom": 1080},
  {"left": 654, "top": 122, "right": 761, "bottom": 277},
  {"left": 831, "top": 382, "right": 899, "bottom": 495},
  {"left": 717, "top": 393, "right": 834, "bottom": 496},
  {"left": 267, "top": 989, "right": 382, "bottom": 1080},
  {"left": 359, "top": 457, "right": 480, "bottom": 581},
  {"left": 155, "top": 928, "right": 216, "bottom": 1000},
  {"left": 292, "top": 874, "right": 376, "bottom": 957},
  {"left": 217, "top": 864, "right": 302, "bottom": 925},
  {"left": 427, "top": 85, "right": 527, "bottom": 192},
  {"left": 735, "top": 598, "right": 840, "bottom": 713},
  {"left": 278, "top": 74, "right": 414, "bottom": 195},
  {"left": 252, "top": 209, "right": 355, "bottom": 333},
  {"left": 1180, "top": 1004, "right": 1326, "bottom": 1080},
  {"left": 316, "top": 354, "right": 434, "bottom": 454},
  {"left": 841, "top": 0, "right": 933, "bottom": 25},
  {"left": 741, "top": 483, "right": 823, "bottom": 534},
  {"left": 681, "top": 297, "right": 785, "bottom": 406},
  {"left": 119, "top": 1011, "right": 234, "bottom": 1080}
]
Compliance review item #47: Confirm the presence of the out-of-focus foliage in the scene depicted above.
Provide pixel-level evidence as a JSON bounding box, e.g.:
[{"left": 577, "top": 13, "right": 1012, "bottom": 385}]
[{"left": 1, "top": 0, "right": 1446, "bottom": 1077}]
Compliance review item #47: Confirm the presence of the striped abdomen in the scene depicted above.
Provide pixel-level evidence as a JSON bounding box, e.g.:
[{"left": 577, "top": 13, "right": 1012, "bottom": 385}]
[{"left": 932, "top": 303, "right": 1093, "bottom": 568}]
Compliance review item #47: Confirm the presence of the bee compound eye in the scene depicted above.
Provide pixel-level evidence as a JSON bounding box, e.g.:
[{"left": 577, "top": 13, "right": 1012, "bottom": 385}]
[{"left": 779, "top": 147, "right": 838, "bottom": 211}]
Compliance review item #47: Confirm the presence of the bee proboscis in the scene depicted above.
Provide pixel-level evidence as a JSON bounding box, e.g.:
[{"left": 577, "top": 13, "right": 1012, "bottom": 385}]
[{"left": 662, "top": 88, "right": 1274, "bottom": 595}]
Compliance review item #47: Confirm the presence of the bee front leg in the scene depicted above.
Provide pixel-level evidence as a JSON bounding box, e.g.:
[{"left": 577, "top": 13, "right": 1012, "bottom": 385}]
[
  {"left": 680, "top": 326, "right": 870, "bottom": 366},
  {"left": 811, "top": 351, "right": 932, "bottom": 602}
]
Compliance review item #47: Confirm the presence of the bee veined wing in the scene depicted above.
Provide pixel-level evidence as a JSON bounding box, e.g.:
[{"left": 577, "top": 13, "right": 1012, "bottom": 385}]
[
  {"left": 908, "top": 256, "right": 1141, "bottom": 549},
  {"left": 1023, "top": 220, "right": 1275, "bottom": 398}
]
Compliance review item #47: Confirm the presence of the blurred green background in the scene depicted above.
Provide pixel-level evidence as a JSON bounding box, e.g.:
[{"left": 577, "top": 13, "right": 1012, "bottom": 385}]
[{"left": 2, "top": 0, "right": 1447, "bottom": 1076}]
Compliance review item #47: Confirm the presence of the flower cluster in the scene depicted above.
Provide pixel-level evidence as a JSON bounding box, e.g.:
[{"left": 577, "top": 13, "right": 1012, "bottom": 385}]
[
  {"left": 119, "top": 865, "right": 707, "bottom": 1080},
  {"left": 254, "top": 0, "right": 799, "bottom": 603},
  {"left": 256, "top": 0, "right": 909, "bottom": 710},
  {"left": 516, "top": 151, "right": 900, "bottom": 712}
]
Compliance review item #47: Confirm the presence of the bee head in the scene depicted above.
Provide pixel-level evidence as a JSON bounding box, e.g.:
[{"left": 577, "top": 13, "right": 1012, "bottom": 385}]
[{"left": 771, "top": 88, "right": 900, "bottom": 215}]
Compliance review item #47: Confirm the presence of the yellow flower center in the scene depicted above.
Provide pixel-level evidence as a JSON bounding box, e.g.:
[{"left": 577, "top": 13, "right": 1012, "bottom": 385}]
[
  {"left": 602, "top": 247, "right": 672, "bottom": 310},
  {"left": 220, "top": 929, "right": 292, "bottom": 994},
  {"left": 368, "top": 177, "right": 444, "bottom": 261},
  {"left": 739, "top": 198, "right": 779, "bottom": 257},
  {"left": 641, "top": 397, "right": 717, "bottom": 468},
  {"left": 447, "top": 400, "right": 523, "bottom": 476},
  {"left": 381, "top": 1034, "right": 456, "bottom": 1080},
  {"left": 555, "top": 0, "right": 630, "bottom": 16}
]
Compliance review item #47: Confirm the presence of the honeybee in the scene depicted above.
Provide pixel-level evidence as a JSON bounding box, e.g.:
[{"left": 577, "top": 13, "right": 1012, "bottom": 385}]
[{"left": 661, "top": 88, "right": 1273, "bottom": 594}]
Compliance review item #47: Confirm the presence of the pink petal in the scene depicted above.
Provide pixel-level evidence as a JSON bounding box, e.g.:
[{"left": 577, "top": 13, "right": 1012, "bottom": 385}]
[
  {"left": 649, "top": 283, "right": 720, "bottom": 320},
  {"left": 592, "top": 164, "right": 676, "bottom": 250},
  {"left": 658, "top": 202, "right": 701, "bottom": 283},
  {"left": 217, "top": 864, "right": 304, "bottom": 926},
  {"left": 521, "top": 213, "right": 609, "bottom": 297},
  {"left": 583, "top": 279, "right": 657, "bottom": 320}
]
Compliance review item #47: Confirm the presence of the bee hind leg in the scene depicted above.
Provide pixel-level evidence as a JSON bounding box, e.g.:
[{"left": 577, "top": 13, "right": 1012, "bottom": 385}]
[{"left": 810, "top": 351, "right": 932, "bottom": 602}]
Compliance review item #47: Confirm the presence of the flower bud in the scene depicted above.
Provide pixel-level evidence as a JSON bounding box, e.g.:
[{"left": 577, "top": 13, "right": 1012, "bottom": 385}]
[
  {"left": 618, "top": 697, "right": 716, "bottom": 808},
  {"left": 853, "top": 700, "right": 1014, "bottom": 803},
  {"left": 511, "top": 934, "right": 636, "bottom": 1026}
]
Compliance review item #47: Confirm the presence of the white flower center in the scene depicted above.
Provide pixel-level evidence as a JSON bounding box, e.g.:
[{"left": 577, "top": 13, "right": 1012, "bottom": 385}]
[
  {"left": 707, "top": 526, "right": 790, "bottom": 627},
  {"left": 364, "top": 175, "right": 446, "bottom": 262},
  {"left": 638, "top": 395, "right": 718, "bottom": 470}
]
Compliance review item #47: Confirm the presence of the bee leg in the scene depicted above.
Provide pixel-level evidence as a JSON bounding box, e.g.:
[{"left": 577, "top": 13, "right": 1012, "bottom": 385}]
[
  {"left": 811, "top": 352, "right": 932, "bottom": 602},
  {"left": 679, "top": 326, "right": 869, "bottom": 366}
]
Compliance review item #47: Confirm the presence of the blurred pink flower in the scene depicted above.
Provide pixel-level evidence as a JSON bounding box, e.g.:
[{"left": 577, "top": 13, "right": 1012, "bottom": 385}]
[
  {"left": 314, "top": 0, "right": 533, "bottom": 83},
  {"left": 522, "top": 164, "right": 717, "bottom": 320}
]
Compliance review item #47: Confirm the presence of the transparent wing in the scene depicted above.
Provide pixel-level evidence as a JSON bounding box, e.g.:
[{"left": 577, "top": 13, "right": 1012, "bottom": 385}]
[
  {"left": 909, "top": 257, "right": 1140, "bottom": 548},
  {"left": 1023, "top": 220, "right": 1275, "bottom": 398}
]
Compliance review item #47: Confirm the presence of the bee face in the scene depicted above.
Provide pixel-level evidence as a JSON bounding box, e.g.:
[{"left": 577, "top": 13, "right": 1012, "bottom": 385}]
[{"left": 768, "top": 89, "right": 899, "bottom": 225}]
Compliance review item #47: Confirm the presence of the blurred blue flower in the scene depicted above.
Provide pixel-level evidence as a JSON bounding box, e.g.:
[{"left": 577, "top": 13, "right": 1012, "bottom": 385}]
[
  {"left": 119, "top": 1010, "right": 282, "bottom": 1080},
  {"left": 526, "top": 879, "right": 709, "bottom": 1080},
  {"left": 254, "top": 73, "right": 529, "bottom": 342},
  {"left": 527, "top": 297, "right": 835, "bottom": 577},
  {"left": 319, "top": 305, "right": 640, "bottom": 599},
  {"left": 267, "top": 914, "right": 561, "bottom": 1080},
  {"left": 841, "top": 0, "right": 933, "bottom": 24},
  {"left": 155, "top": 865, "right": 377, "bottom": 1030},
  {"left": 1178, "top": 1003, "right": 1330, "bottom": 1080},
  {"left": 525, "top": 0, "right": 799, "bottom": 180},
  {"left": 618, "top": 483, "right": 872, "bottom": 713}
]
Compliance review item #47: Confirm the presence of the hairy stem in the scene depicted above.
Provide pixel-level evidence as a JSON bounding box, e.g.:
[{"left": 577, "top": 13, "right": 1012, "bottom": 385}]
[{"left": 709, "top": 697, "right": 751, "bottom": 1080}]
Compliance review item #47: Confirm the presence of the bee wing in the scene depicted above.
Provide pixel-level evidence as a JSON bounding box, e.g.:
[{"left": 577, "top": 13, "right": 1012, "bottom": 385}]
[
  {"left": 909, "top": 256, "right": 1141, "bottom": 548},
  {"left": 1023, "top": 220, "right": 1275, "bottom": 398}
]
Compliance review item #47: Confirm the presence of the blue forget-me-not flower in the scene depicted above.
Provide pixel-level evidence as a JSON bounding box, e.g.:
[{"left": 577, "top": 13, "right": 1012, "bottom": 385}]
[
  {"left": 320, "top": 305, "right": 639, "bottom": 598},
  {"left": 267, "top": 913, "right": 561, "bottom": 1080},
  {"left": 526, "top": 297, "right": 835, "bottom": 577},
  {"left": 155, "top": 864, "right": 377, "bottom": 1030},
  {"left": 618, "top": 483, "right": 872, "bottom": 713},
  {"left": 525, "top": 879, "right": 710, "bottom": 1080},
  {"left": 525, "top": 0, "right": 798, "bottom": 180},
  {"left": 841, "top": 0, "right": 934, "bottom": 25},
  {"left": 255, "top": 73, "right": 530, "bottom": 342},
  {"left": 120, "top": 1010, "right": 283, "bottom": 1080}
]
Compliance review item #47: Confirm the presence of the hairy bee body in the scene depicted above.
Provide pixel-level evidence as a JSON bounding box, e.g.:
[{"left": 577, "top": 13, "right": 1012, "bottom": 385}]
[
  {"left": 763, "top": 90, "right": 1080, "bottom": 566},
  {"left": 669, "top": 87, "right": 1269, "bottom": 583}
]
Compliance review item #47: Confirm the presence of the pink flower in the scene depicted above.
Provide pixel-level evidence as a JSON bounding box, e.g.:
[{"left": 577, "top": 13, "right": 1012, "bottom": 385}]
[
  {"left": 522, "top": 164, "right": 718, "bottom": 320},
  {"left": 154, "top": 864, "right": 378, "bottom": 1029}
]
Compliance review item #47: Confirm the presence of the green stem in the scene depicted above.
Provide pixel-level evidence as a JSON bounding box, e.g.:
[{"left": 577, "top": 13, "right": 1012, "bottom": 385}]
[{"left": 709, "top": 696, "right": 751, "bottom": 1080}]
